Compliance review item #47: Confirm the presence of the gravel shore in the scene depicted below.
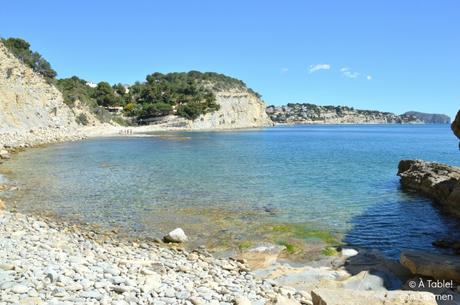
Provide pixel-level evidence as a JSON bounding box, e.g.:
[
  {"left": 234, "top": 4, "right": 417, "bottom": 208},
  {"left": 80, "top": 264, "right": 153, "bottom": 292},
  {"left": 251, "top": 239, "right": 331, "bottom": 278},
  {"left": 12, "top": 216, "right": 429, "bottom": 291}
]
[{"left": 0, "top": 210, "right": 307, "bottom": 305}]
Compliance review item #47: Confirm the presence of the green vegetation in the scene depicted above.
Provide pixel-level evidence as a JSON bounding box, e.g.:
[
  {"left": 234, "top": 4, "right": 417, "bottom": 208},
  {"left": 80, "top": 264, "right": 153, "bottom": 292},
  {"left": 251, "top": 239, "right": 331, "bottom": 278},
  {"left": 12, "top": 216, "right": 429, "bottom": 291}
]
[
  {"left": 271, "top": 224, "right": 338, "bottom": 245},
  {"left": 276, "top": 240, "right": 299, "bottom": 254},
  {"left": 322, "top": 246, "right": 339, "bottom": 256},
  {"left": 3, "top": 37, "right": 262, "bottom": 123},
  {"left": 238, "top": 241, "right": 253, "bottom": 250},
  {"left": 2, "top": 38, "right": 57, "bottom": 80}
]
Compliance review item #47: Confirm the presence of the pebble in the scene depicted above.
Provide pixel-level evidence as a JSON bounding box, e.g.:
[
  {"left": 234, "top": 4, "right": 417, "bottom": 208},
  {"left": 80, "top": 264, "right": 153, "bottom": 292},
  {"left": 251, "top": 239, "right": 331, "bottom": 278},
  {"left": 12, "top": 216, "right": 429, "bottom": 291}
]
[{"left": 0, "top": 210, "right": 303, "bottom": 304}]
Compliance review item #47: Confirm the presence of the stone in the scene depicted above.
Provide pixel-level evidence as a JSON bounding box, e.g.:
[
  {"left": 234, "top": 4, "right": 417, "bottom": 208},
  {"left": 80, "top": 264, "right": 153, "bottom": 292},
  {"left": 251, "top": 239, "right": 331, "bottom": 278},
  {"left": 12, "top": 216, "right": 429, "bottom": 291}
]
[
  {"left": 340, "top": 248, "right": 358, "bottom": 257},
  {"left": 11, "top": 284, "right": 30, "bottom": 293},
  {"left": 80, "top": 290, "right": 103, "bottom": 300},
  {"left": 0, "top": 199, "right": 5, "bottom": 210},
  {"left": 311, "top": 288, "right": 437, "bottom": 305},
  {"left": 398, "top": 160, "right": 460, "bottom": 216},
  {"left": 141, "top": 273, "right": 162, "bottom": 292},
  {"left": 400, "top": 250, "right": 460, "bottom": 282},
  {"left": 163, "top": 228, "right": 188, "bottom": 243},
  {"left": 237, "top": 244, "right": 286, "bottom": 269},
  {"left": 233, "top": 296, "right": 252, "bottom": 305},
  {"left": 0, "top": 149, "right": 11, "bottom": 159},
  {"left": 267, "top": 295, "right": 301, "bottom": 305}
]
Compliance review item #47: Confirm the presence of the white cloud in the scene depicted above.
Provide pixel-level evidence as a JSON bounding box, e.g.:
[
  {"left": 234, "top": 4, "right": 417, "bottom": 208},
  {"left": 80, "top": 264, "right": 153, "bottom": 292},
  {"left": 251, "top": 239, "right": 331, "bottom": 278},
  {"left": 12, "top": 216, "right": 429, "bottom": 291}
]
[
  {"left": 281, "top": 68, "right": 289, "bottom": 74},
  {"left": 340, "top": 67, "right": 360, "bottom": 79},
  {"left": 309, "top": 64, "right": 331, "bottom": 73},
  {"left": 366, "top": 75, "right": 372, "bottom": 80}
]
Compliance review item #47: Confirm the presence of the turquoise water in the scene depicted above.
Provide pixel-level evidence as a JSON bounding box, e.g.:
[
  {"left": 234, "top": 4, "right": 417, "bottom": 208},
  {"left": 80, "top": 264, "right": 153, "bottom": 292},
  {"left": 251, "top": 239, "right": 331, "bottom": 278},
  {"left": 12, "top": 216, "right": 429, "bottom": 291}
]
[{"left": 2, "top": 125, "right": 460, "bottom": 258}]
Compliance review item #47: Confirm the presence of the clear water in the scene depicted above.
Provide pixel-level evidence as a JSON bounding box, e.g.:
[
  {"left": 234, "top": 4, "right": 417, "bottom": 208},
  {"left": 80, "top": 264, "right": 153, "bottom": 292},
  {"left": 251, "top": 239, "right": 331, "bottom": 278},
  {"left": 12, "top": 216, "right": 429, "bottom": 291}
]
[{"left": 2, "top": 125, "right": 460, "bottom": 259}]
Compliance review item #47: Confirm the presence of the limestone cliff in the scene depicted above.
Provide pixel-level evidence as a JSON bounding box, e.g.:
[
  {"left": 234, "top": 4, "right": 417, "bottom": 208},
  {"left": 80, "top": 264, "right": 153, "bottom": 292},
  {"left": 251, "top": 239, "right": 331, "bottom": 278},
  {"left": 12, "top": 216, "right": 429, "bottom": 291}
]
[
  {"left": 267, "top": 103, "right": 435, "bottom": 124},
  {"left": 140, "top": 89, "right": 273, "bottom": 130},
  {"left": 0, "top": 41, "right": 80, "bottom": 148}
]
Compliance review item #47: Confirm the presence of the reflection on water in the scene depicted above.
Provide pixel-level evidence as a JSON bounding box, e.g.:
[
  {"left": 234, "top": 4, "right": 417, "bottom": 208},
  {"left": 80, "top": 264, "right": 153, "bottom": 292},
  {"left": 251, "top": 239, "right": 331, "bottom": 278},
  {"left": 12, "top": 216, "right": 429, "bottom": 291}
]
[{"left": 1, "top": 125, "right": 460, "bottom": 259}]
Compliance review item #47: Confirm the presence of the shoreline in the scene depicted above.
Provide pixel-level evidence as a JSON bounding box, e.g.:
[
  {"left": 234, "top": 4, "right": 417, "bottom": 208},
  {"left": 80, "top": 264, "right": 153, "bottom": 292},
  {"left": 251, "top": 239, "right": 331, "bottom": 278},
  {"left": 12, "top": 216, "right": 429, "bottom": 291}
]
[{"left": 0, "top": 125, "right": 453, "bottom": 304}]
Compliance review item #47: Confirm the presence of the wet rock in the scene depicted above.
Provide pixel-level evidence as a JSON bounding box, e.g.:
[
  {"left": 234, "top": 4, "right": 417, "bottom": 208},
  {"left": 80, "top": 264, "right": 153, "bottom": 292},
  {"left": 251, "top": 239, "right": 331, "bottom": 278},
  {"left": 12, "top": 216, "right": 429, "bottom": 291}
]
[
  {"left": 0, "top": 149, "right": 11, "bottom": 159},
  {"left": 311, "top": 288, "right": 437, "bottom": 305},
  {"left": 163, "top": 228, "right": 188, "bottom": 243},
  {"left": 398, "top": 160, "right": 460, "bottom": 216},
  {"left": 237, "top": 244, "right": 286, "bottom": 269},
  {"left": 400, "top": 250, "right": 460, "bottom": 282}
]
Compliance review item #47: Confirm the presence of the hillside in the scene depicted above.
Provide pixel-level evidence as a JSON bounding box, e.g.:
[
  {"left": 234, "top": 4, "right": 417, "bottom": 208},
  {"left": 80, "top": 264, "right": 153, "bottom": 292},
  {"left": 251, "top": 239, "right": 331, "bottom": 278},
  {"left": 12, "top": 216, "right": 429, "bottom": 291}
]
[
  {"left": 0, "top": 40, "right": 82, "bottom": 148},
  {"left": 266, "top": 103, "right": 449, "bottom": 124},
  {"left": 403, "top": 111, "right": 451, "bottom": 124}
]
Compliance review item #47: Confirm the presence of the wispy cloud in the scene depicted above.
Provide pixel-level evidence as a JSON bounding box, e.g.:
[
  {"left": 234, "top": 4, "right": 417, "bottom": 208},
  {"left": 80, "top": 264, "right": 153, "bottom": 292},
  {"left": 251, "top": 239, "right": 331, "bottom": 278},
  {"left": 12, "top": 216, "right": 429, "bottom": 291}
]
[
  {"left": 340, "top": 67, "right": 360, "bottom": 79},
  {"left": 309, "top": 64, "right": 331, "bottom": 73},
  {"left": 366, "top": 75, "right": 372, "bottom": 80},
  {"left": 281, "top": 67, "right": 289, "bottom": 74}
]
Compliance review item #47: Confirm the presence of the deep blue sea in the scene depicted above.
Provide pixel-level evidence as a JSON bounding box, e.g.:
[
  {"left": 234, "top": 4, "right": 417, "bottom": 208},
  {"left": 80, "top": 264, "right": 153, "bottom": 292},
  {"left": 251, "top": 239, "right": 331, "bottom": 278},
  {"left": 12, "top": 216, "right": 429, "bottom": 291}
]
[{"left": 2, "top": 125, "right": 460, "bottom": 259}]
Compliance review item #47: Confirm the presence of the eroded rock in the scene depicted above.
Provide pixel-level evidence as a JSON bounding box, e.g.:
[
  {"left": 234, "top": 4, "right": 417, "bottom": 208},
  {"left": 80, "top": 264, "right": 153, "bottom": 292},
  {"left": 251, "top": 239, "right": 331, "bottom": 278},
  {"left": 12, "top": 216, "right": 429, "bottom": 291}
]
[{"left": 400, "top": 250, "right": 460, "bottom": 282}]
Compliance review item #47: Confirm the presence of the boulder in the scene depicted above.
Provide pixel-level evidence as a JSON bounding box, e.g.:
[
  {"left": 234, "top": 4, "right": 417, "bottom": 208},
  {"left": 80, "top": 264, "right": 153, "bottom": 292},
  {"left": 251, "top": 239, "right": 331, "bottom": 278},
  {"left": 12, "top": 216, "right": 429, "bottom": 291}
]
[
  {"left": 311, "top": 288, "right": 437, "bottom": 305},
  {"left": 400, "top": 250, "right": 460, "bottom": 282},
  {"left": 398, "top": 160, "right": 460, "bottom": 216},
  {"left": 452, "top": 110, "right": 460, "bottom": 141},
  {"left": 340, "top": 248, "right": 358, "bottom": 257},
  {"left": 0, "top": 149, "right": 10, "bottom": 159},
  {"left": 163, "top": 228, "right": 188, "bottom": 243}
]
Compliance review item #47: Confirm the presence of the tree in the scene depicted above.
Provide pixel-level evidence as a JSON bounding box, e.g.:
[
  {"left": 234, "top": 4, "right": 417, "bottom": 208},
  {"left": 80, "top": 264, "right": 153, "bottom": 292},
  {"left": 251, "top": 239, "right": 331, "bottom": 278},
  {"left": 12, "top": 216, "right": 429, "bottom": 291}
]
[
  {"left": 2, "top": 38, "right": 57, "bottom": 79},
  {"left": 93, "top": 82, "right": 120, "bottom": 107}
]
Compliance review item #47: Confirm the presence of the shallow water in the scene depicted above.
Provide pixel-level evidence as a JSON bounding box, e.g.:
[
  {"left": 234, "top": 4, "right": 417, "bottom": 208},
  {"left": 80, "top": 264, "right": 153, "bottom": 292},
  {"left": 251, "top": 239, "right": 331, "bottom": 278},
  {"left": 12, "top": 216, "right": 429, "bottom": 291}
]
[{"left": 2, "top": 125, "right": 460, "bottom": 259}]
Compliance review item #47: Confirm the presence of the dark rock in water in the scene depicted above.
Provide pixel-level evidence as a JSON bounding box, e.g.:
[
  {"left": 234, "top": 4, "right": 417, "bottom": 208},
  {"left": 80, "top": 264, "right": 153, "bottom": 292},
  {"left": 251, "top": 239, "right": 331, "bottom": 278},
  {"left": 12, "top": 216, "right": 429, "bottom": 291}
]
[
  {"left": 402, "top": 111, "right": 451, "bottom": 124},
  {"left": 397, "top": 160, "right": 460, "bottom": 217},
  {"left": 432, "top": 239, "right": 455, "bottom": 249},
  {"left": 452, "top": 110, "right": 460, "bottom": 142},
  {"left": 400, "top": 250, "right": 460, "bottom": 282}
]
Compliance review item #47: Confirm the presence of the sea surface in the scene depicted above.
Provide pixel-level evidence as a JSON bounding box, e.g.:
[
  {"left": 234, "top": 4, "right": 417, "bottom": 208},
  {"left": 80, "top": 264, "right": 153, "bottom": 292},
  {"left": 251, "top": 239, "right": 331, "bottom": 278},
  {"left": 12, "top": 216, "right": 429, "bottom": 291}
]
[{"left": 2, "top": 125, "right": 460, "bottom": 259}]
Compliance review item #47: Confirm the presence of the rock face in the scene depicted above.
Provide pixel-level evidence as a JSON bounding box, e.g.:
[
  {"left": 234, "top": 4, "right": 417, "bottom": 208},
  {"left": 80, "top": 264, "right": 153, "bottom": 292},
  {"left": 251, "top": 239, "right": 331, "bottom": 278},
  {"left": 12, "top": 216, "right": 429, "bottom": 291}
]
[
  {"left": 400, "top": 250, "right": 460, "bottom": 282},
  {"left": 452, "top": 110, "right": 460, "bottom": 141},
  {"left": 397, "top": 160, "right": 460, "bottom": 216},
  {"left": 403, "top": 111, "right": 451, "bottom": 124},
  {"left": 266, "top": 103, "right": 425, "bottom": 124},
  {"left": 140, "top": 90, "right": 273, "bottom": 130},
  {"left": 0, "top": 41, "right": 81, "bottom": 148},
  {"left": 311, "top": 288, "right": 437, "bottom": 305}
]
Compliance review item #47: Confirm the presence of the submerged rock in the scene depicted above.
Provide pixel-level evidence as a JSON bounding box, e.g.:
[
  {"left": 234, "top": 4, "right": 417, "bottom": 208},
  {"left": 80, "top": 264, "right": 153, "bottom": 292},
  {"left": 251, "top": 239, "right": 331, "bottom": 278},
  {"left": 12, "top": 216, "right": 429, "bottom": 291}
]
[
  {"left": 311, "top": 288, "right": 437, "bottom": 305},
  {"left": 236, "top": 244, "right": 286, "bottom": 269},
  {"left": 163, "top": 228, "right": 188, "bottom": 243},
  {"left": 400, "top": 250, "right": 460, "bottom": 282},
  {"left": 397, "top": 160, "right": 460, "bottom": 216}
]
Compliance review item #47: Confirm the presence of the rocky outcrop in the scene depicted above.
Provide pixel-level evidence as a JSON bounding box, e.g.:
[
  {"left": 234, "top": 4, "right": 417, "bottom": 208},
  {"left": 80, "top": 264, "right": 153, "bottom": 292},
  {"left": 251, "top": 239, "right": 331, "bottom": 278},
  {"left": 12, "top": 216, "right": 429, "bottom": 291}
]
[
  {"left": 0, "top": 41, "right": 81, "bottom": 149},
  {"left": 267, "top": 103, "right": 425, "bottom": 124},
  {"left": 397, "top": 160, "right": 460, "bottom": 216},
  {"left": 452, "top": 110, "right": 460, "bottom": 141},
  {"left": 401, "top": 250, "right": 460, "bottom": 282},
  {"left": 311, "top": 288, "right": 436, "bottom": 305},
  {"left": 403, "top": 111, "right": 451, "bottom": 124}
]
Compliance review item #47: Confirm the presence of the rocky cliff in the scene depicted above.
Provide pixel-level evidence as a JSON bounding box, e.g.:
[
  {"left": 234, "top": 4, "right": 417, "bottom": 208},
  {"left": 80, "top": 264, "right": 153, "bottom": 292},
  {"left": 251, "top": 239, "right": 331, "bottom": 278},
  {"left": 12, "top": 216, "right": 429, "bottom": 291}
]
[
  {"left": 0, "top": 41, "right": 81, "bottom": 148},
  {"left": 398, "top": 160, "right": 460, "bottom": 216},
  {"left": 139, "top": 89, "right": 273, "bottom": 130},
  {"left": 266, "top": 103, "right": 446, "bottom": 124},
  {"left": 403, "top": 111, "right": 451, "bottom": 124},
  {"left": 452, "top": 110, "right": 460, "bottom": 141}
]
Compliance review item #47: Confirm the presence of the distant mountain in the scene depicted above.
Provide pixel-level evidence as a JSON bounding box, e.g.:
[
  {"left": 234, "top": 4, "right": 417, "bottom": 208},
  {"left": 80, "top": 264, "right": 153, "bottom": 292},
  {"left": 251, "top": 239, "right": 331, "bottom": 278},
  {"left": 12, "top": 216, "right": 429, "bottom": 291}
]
[
  {"left": 266, "top": 103, "right": 423, "bottom": 124},
  {"left": 402, "top": 111, "right": 451, "bottom": 124}
]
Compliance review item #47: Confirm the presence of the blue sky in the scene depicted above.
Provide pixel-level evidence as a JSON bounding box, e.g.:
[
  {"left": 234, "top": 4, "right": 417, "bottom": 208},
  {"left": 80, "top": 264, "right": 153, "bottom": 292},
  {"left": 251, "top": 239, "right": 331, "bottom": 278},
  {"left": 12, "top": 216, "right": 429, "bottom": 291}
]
[{"left": 1, "top": 0, "right": 459, "bottom": 118}]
